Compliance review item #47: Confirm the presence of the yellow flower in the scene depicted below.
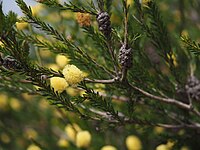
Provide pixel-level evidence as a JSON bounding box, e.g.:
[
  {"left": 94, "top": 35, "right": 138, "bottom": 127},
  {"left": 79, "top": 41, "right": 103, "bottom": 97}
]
[
  {"left": 0, "top": 133, "right": 10, "bottom": 144},
  {"left": 154, "top": 126, "right": 165, "bottom": 134},
  {"left": 181, "top": 30, "right": 189, "bottom": 37},
  {"left": 0, "top": 94, "right": 8, "bottom": 110},
  {"left": 126, "top": 135, "right": 142, "bottom": 150},
  {"left": 62, "top": 65, "right": 85, "bottom": 85},
  {"left": 65, "top": 124, "right": 81, "bottom": 142},
  {"left": 56, "top": 54, "right": 70, "bottom": 68},
  {"left": 76, "top": 12, "right": 91, "bottom": 26},
  {"left": 156, "top": 144, "right": 169, "bottom": 150},
  {"left": 127, "top": 0, "right": 133, "bottom": 5},
  {"left": 24, "top": 128, "right": 38, "bottom": 139},
  {"left": 27, "top": 144, "right": 41, "bottom": 150},
  {"left": 50, "top": 77, "right": 69, "bottom": 93},
  {"left": 101, "top": 145, "right": 117, "bottom": 150},
  {"left": 16, "top": 22, "right": 28, "bottom": 30},
  {"left": 181, "top": 146, "right": 190, "bottom": 150},
  {"left": 48, "top": 63, "right": 59, "bottom": 71},
  {"left": 9, "top": 98, "right": 22, "bottom": 111},
  {"left": 76, "top": 130, "right": 91, "bottom": 148},
  {"left": 31, "top": 4, "right": 44, "bottom": 16},
  {"left": 57, "top": 138, "right": 69, "bottom": 148},
  {"left": 166, "top": 139, "right": 175, "bottom": 149}
]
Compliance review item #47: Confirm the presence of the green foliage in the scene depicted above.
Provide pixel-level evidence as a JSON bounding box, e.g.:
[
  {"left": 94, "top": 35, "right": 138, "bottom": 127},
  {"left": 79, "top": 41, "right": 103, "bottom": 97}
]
[{"left": 1, "top": 0, "right": 200, "bottom": 149}]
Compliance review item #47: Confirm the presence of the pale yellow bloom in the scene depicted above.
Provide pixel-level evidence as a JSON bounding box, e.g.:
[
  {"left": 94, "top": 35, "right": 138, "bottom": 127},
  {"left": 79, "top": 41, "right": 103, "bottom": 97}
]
[
  {"left": 39, "top": 99, "right": 49, "bottom": 110},
  {"left": 27, "top": 144, "right": 41, "bottom": 150},
  {"left": 127, "top": 0, "right": 133, "bottom": 5},
  {"left": 57, "top": 138, "right": 69, "bottom": 148},
  {"left": 0, "top": 94, "right": 8, "bottom": 110},
  {"left": 16, "top": 22, "right": 28, "bottom": 30},
  {"left": 126, "top": 135, "right": 142, "bottom": 150},
  {"left": 0, "top": 133, "right": 10, "bottom": 144},
  {"left": 62, "top": 65, "right": 85, "bottom": 85},
  {"left": 48, "top": 63, "right": 59, "bottom": 71},
  {"left": 10, "top": 98, "right": 22, "bottom": 111},
  {"left": 154, "top": 126, "right": 165, "bottom": 134},
  {"left": 31, "top": 4, "right": 44, "bottom": 16},
  {"left": 65, "top": 124, "right": 80, "bottom": 142},
  {"left": 181, "top": 30, "right": 189, "bottom": 37},
  {"left": 181, "top": 146, "right": 190, "bottom": 150},
  {"left": 50, "top": 77, "right": 69, "bottom": 93},
  {"left": 76, "top": 130, "right": 91, "bottom": 148},
  {"left": 22, "top": 93, "right": 33, "bottom": 101},
  {"left": 156, "top": 144, "right": 169, "bottom": 150},
  {"left": 76, "top": 12, "right": 91, "bottom": 26},
  {"left": 142, "top": 0, "right": 151, "bottom": 5},
  {"left": 101, "top": 145, "right": 117, "bottom": 150},
  {"left": 166, "top": 139, "right": 175, "bottom": 149},
  {"left": 56, "top": 54, "right": 70, "bottom": 68},
  {"left": 24, "top": 128, "right": 38, "bottom": 139}
]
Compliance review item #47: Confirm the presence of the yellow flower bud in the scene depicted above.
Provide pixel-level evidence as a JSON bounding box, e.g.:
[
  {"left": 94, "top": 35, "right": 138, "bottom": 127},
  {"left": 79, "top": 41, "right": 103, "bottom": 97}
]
[
  {"left": 166, "top": 139, "right": 175, "bottom": 149},
  {"left": 156, "top": 144, "right": 169, "bottom": 150},
  {"left": 76, "top": 130, "right": 91, "bottom": 148},
  {"left": 27, "top": 144, "right": 41, "bottom": 150},
  {"left": 101, "top": 145, "right": 117, "bottom": 150},
  {"left": 126, "top": 135, "right": 142, "bottom": 150},
  {"left": 50, "top": 77, "right": 69, "bottom": 93},
  {"left": 16, "top": 22, "right": 28, "bottom": 30},
  {"left": 62, "top": 65, "right": 85, "bottom": 85},
  {"left": 9, "top": 98, "right": 22, "bottom": 111},
  {"left": 56, "top": 54, "right": 70, "bottom": 68},
  {"left": 57, "top": 138, "right": 69, "bottom": 148}
]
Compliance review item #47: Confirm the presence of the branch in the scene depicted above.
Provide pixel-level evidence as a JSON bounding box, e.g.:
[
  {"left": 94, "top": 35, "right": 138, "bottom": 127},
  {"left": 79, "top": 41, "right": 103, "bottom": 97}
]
[{"left": 128, "top": 83, "right": 200, "bottom": 118}]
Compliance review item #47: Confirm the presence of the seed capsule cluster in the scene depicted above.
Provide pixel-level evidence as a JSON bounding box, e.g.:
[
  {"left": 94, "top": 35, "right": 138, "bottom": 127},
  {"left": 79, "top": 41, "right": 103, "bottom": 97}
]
[
  {"left": 96, "top": 12, "right": 111, "bottom": 38},
  {"left": 0, "top": 56, "right": 22, "bottom": 70},
  {"left": 118, "top": 44, "right": 133, "bottom": 69},
  {"left": 185, "top": 75, "right": 200, "bottom": 101}
]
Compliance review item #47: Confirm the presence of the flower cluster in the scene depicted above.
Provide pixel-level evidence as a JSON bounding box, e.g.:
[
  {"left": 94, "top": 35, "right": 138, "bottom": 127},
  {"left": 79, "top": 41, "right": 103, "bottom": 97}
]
[
  {"left": 62, "top": 64, "right": 85, "bottom": 85},
  {"left": 64, "top": 124, "right": 91, "bottom": 148},
  {"left": 76, "top": 12, "right": 91, "bottom": 26},
  {"left": 50, "top": 64, "right": 86, "bottom": 93}
]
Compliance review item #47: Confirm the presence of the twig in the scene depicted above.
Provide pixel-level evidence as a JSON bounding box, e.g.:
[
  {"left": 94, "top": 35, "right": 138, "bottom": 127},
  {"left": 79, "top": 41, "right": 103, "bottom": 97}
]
[
  {"left": 84, "top": 78, "right": 117, "bottom": 84},
  {"left": 128, "top": 82, "right": 200, "bottom": 118}
]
